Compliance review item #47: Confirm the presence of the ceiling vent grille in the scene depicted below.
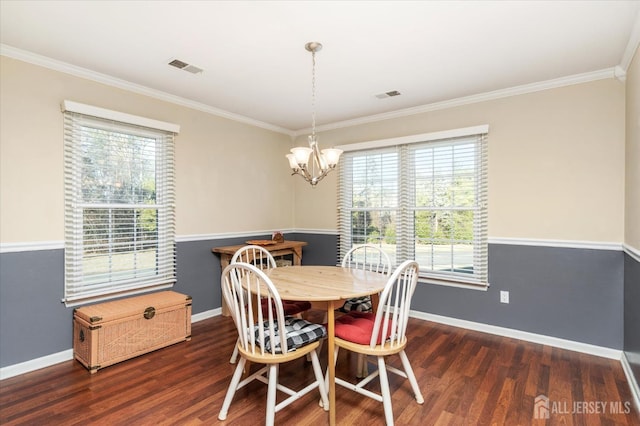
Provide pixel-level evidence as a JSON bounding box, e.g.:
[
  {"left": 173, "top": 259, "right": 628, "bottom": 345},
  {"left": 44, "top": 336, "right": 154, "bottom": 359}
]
[
  {"left": 168, "top": 59, "right": 203, "bottom": 74},
  {"left": 375, "top": 90, "right": 401, "bottom": 99}
]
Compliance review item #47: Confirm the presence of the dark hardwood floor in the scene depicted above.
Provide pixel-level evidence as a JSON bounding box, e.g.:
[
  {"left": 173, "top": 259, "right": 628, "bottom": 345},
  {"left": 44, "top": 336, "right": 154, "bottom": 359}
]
[{"left": 1, "top": 311, "right": 638, "bottom": 425}]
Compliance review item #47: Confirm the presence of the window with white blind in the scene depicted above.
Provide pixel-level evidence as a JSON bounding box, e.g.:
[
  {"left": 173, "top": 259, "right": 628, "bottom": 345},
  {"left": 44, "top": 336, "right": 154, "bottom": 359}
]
[
  {"left": 62, "top": 101, "right": 179, "bottom": 306},
  {"left": 337, "top": 126, "right": 489, "bottom": 288}
]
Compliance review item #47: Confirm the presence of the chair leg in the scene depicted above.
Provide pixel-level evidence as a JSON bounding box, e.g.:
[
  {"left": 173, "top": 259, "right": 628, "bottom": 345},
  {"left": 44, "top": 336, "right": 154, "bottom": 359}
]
[
  {"left": 399, "top": 350, "right": 424, "bottom": 404},
  {"left": 266, "top": 364, "right": 278, "bottom": 426},
  {"left": 218, "top": 357, "right": 247, "bottom": 420},
  {"left": 229, "top": 340, "right": 239, "bottom": 364},
  {"left": 310, "top": 348, "right": 329, "bottom": 411},
  {"left": 311, "top": 313, "right": 328, "bottom": 361},
  {"left": 323, "top": 346, "right": 340, "bottom": 405},
  {"left": 377, "top": 356, "right": 394, "bottom": 426}
]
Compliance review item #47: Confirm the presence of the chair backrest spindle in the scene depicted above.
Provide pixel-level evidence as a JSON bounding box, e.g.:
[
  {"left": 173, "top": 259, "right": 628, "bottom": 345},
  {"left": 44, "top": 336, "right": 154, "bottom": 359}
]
[
  {"left": 370, "top": 260, "right": 419, "bottom": 349},
  {"left": 341, "top": 244, "right": 392, "bottom": 276},
  {"left": 231, "top": 245, "right": 277, "bottom": 271}
]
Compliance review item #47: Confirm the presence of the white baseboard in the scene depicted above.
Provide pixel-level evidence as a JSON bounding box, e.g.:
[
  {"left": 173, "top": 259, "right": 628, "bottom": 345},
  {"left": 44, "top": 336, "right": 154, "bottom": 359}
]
[
  {"left": 621, "top": 353, "right": 640, "bottom": 414},
  {"left": 0, "top": 307, "right": 632, "bottom": 387},
  {"left": 0, "top": 349, "right": 74, "bottom": 380},
  {"left": 411, "top": 310, "right": 622, "bottom": 360},
  {"left": 0, "top": 310, "right": 222, "bottom": 381},
  {"left": 192, "top": 308, "right": 219, "bottom": 323}
]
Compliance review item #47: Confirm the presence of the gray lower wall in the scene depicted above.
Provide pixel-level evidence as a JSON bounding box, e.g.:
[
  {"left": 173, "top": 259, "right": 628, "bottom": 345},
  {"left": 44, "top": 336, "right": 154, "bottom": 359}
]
[
  {"left": 624, "top": 253, "right": 640, "bottom": 386},
  {"left": 0, "top": 234, "right": 627, "bottom": 369},
  {"left": 0, "top": 249, "right": 68, "bottom": 367},
  {"left": 414, "top": 244, "right": 624, "bottom": 348}
]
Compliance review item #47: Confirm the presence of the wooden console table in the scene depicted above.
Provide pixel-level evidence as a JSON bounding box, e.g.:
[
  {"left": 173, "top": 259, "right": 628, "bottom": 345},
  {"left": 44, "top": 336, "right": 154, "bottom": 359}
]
[{"left": 212, "top": 240, "right": 308, "bottom": 316}]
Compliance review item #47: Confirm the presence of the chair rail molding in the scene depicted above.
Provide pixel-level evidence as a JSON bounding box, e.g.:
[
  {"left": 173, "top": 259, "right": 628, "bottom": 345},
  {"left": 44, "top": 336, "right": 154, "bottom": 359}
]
[
  {"left": 623, "top": 243, "right": 640, "bottom": 263},
  {"left": 1, "top": 236, "right": 630, "bottom": 253}
]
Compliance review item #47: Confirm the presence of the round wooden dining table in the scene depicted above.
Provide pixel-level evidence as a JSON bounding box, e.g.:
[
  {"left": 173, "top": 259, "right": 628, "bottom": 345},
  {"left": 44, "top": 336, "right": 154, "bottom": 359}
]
[{"left": 265, "top": 265, "right": 388, "bottom": 426}]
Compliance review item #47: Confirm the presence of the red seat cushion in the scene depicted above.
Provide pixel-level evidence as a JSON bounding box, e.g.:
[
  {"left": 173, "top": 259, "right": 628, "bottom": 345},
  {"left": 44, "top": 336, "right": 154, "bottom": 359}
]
[
  {"left": 334, "top": 311, "right": 392, "bottom": 345},
  {"left": 261, "top": 299, "right": 311, "bottom": 316}
]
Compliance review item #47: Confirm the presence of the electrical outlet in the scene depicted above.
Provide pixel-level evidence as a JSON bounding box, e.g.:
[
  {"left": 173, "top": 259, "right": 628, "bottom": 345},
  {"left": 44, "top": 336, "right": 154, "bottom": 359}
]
[{"left": 500, "top": 291, "right": 509, "bottom": 304}]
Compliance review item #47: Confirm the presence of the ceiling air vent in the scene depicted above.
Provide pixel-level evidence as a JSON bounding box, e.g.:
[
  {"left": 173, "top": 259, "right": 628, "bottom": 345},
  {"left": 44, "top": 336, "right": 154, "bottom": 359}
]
[
  {"left": 375, "top": 90, "right": 401, "bottom": 99},
  {"left": 168, "top": 59, "right": 203, "bottom": 74}
]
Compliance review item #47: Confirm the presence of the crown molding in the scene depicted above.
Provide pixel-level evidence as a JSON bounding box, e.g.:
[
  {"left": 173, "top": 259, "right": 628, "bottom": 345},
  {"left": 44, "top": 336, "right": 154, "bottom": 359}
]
[
  {"left": 0, "top": 44, "right": 293, "bottom": 137},
  {"left": 1, "top": 44, "right": 619, "bottom": 140},
  {"left": 293, "top": 68, "right": 617, "bottom": 136},
  {"left": 620, "top": 8, "right": 640, "bottom": 72}
]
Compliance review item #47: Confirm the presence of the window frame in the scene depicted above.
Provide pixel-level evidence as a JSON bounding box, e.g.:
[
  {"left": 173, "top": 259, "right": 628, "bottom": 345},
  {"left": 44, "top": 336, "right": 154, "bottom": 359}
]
[
  {"left": 337, "top": 125, "right": 489, "bottom": 289},
  {"left": 62, "top": 101, "right": 179, "bottom": 306}
]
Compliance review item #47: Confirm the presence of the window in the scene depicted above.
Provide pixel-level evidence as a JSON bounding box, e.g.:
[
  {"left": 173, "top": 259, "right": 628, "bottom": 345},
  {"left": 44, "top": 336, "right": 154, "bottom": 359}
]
[
  {"left": 63, "top": 101, "right": 179, "bottom": 306},
  {"left": 337, "top": 126, "right": 488, "bottom": 288}
]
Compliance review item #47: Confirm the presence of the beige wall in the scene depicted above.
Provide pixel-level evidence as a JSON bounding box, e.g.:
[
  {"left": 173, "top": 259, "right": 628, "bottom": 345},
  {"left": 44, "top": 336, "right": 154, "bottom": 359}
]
[
  {"left": 0, "top": 55, "right": 628, "bottom": 245},
  {"left": 0, "top": 56, "right": 294, "bottom": 243},
  {"left": 626, "top": 47, "right": 640, "bottom": 250},
  {"left": 294, "top": 79, "right": 626, "bottom": 243}
]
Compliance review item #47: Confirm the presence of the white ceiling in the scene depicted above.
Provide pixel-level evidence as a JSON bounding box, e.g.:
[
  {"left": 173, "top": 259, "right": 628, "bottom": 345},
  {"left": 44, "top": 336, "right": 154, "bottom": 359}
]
[{"left": 1, "top": 1, "right": 639, "bottom": 134}]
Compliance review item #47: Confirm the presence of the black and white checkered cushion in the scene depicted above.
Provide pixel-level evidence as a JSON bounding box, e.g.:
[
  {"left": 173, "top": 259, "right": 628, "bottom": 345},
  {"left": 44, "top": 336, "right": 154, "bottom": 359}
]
[
  {"left": 250, "top": 317, "right": 327, "bottom": 354},
  {"left": 340, "top": 296, "right": 372, "bottom": 313}
]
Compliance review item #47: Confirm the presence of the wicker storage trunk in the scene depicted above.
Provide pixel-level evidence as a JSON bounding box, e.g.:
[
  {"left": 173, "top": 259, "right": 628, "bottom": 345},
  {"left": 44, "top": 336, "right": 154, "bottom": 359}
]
[{"left": 73, "top": 291, "right": 192, "bottom": 373}]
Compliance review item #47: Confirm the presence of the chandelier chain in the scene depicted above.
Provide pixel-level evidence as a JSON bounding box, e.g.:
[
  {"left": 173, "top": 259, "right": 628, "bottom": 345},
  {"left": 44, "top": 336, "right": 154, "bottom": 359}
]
[{"left": 311, "top": 49, "right": 316, "bottom": 139}]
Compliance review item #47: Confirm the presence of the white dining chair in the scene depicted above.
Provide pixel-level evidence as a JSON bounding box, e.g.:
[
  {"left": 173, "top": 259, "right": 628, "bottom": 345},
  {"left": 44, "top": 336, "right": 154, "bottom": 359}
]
[
  {"left": 228, "top": 245, "right": 311, "bottom": 364},
  {"left": 337, "top": 244, "right": 392, "bottom": 376},
  {"left": 340, "top": 244, "right": 392, "bottom": 313},
  {"left": 328, "top": 260, "right": 424, "bottom": 426},
  {"left": 218, "top": 262, "right": 329, "bottom": 426}
]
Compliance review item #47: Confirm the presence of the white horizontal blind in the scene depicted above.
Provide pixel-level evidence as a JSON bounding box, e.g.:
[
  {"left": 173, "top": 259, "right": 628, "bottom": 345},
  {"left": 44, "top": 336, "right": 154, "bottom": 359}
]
[
  {"left": 337, "top": 147, "right": 400, "bottom": 265},
  {"left": 63, "top": 111, "right": 176, "bottom": 305},
  {"left": 338, "top": 132, "right": 488, "bottom": 287}
]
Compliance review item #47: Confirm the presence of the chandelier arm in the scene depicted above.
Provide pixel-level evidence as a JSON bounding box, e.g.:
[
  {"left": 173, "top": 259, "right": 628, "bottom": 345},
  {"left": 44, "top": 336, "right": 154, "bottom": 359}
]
[
  {"left": 297, "top": 165, "right": 313, "bottom": 182},
  {"left": 313, "top": 169, "right": 330, "bottom": 185},
  {"left": 291, "top": 166, "right": 331, "bottom": 186},
  {"left": 310, "top": 138, "right": 327, "bottom": 172}
]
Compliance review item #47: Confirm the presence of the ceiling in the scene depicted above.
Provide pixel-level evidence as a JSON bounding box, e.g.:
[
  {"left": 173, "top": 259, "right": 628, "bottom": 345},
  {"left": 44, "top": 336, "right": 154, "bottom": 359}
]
[{"left": 1, "top": 1, "right": 639, "bottom": 135}]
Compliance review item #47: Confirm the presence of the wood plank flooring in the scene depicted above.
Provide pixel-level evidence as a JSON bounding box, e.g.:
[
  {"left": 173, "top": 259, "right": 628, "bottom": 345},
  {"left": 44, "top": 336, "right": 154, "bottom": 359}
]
[{"left": 1, "top": 312, "right": 638, "bottom": 425}]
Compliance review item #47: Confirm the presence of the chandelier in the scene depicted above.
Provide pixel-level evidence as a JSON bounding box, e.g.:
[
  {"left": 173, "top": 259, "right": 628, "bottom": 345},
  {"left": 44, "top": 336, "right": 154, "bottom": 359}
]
[{"left": 286, "top": 42, "right": 343, "bottom": 186}]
